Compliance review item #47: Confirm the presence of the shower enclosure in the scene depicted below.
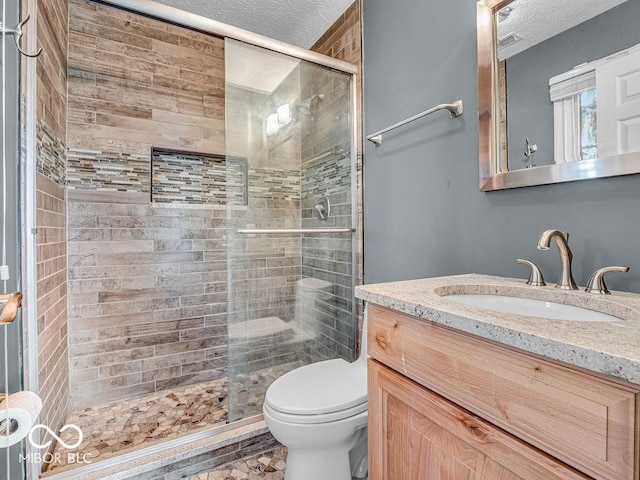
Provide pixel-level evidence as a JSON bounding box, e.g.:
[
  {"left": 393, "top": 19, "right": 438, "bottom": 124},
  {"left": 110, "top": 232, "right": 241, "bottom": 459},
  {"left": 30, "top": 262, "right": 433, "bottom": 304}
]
[
  {"left": 225, "top": 39, "right": 356, "bottom": 422},
  {"left": 15, "top": 0, "right": 359, "bottom": 477}
]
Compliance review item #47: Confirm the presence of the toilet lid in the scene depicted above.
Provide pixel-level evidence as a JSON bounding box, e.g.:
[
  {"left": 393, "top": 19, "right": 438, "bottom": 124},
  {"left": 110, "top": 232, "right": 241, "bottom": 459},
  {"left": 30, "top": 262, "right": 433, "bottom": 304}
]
[{"left": 265, "top": 358, "right": 367, "bottom": 416}]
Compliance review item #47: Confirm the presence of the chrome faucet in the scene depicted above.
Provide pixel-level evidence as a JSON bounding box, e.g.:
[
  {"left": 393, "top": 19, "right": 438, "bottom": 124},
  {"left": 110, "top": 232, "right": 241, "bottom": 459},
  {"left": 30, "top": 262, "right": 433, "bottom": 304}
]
[{"left": 536, "top": 230, "right": 578, "bottom": 290}]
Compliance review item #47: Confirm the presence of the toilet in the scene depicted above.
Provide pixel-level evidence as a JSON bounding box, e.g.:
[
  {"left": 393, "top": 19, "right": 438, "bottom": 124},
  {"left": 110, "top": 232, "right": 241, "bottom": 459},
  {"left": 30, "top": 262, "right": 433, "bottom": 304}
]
[{"left": 263, "top": 306, "right": 369, "bottom": 480}]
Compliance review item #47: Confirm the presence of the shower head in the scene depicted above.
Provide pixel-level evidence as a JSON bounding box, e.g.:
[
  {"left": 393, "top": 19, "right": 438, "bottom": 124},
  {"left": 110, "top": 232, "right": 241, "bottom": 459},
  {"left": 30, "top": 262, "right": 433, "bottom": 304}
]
[
  {"left": 295, "top": 104, "right": 314, "bottom": 117},
  {"left": 295, "top": 93, "right": 325, "bottom": 118}
]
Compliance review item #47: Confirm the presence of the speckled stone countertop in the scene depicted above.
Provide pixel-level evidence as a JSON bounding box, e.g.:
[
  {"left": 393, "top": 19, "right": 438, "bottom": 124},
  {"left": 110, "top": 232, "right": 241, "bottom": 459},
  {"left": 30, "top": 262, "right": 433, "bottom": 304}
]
[{"left": 355, "top": 274, "right": 640, "bottom": 384}]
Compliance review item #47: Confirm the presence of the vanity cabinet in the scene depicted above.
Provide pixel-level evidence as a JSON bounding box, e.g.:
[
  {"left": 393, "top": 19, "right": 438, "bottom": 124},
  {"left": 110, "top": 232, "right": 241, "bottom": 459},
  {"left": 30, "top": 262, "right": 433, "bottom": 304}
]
[
  {"left": 367, "top": 304, "right": 640, "bottom": 480},
  {"left": 369, "top": 361, "right": 590, "bottom": 479}
]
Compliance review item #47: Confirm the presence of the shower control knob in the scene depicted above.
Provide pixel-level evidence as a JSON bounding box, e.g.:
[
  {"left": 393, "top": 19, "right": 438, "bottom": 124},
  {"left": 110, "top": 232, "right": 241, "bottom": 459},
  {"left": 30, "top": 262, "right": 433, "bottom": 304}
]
[{"left": 314, "top": 197, "right": 330, "bottom": 222}]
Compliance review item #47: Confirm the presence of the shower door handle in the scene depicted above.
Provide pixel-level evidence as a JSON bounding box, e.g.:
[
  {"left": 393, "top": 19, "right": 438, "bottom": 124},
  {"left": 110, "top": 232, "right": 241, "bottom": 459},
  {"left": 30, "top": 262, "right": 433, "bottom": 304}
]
[{"left": 236, "top": 228, "right": 353, "bottom": 235}]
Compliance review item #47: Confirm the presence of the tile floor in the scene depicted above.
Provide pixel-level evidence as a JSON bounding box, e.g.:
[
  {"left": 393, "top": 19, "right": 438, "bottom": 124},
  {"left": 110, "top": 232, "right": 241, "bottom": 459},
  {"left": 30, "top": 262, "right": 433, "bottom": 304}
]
[
  {"left": 46, "top": 361, "right": 303, "bottom": 472},
  {"left": 188, "top": 446, "right": 288, "bottom": 480},
  {"left": 190, "top": 446, "right": 368, "bottom": 480}
]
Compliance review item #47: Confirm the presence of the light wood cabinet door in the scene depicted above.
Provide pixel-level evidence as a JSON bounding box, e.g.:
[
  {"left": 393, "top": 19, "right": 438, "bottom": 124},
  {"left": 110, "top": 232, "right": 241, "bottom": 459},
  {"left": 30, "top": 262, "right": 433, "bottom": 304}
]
[{"left": 369, "top": 359, "right": 591, "bottom": 480}]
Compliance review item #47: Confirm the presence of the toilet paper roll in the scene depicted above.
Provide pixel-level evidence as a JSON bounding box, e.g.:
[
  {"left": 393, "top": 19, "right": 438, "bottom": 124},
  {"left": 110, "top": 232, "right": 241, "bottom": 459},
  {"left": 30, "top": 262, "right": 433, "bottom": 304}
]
[{"left": 0, "top": 391, "right": 43, "bottom": 448}]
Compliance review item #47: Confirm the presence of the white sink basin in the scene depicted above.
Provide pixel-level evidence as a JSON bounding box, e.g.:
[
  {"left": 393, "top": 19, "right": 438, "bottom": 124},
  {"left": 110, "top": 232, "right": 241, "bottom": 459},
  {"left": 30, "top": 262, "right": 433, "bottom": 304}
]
[{"left": 444, "top": 294, "right": 622, "bottom": 322}]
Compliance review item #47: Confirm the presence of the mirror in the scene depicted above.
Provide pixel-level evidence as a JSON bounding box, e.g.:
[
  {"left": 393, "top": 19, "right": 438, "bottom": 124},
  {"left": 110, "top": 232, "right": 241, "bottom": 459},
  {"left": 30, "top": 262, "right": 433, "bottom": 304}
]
[{"left": 478, "top": 0, "right": 640, "bottom": 191}]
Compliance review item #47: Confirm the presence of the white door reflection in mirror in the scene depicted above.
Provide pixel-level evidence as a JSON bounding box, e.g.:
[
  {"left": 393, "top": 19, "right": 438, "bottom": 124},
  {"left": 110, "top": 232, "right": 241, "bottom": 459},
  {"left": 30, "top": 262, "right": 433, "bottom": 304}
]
[
  {"left": 597, "top": 49, "right": 640, "bottom": 156},
  {"left": 549, "top": 44, "right": 640, "bottom": 164},
  {"left": 550, "top": 68, "right": 596, "bottom": 164}
]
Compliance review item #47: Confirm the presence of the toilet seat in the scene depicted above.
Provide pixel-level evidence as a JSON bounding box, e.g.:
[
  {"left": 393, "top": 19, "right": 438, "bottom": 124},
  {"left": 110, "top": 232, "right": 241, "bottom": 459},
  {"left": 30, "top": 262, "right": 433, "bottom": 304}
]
[
  {"left": 264, "top": 358, "right": 367, "bottom": 424},
  {"left": 264, "top": 399, "right": 367, "bottom": 424}
]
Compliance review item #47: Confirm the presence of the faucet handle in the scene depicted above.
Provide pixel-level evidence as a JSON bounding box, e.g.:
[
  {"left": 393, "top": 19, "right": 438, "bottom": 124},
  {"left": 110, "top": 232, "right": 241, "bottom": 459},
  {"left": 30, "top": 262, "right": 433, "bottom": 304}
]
[
  {"left": 585, "top": 266, "right": 630, "bottom": 295},
  {"left": 516, "top": 259, "right": 546, "bottom": 286}
]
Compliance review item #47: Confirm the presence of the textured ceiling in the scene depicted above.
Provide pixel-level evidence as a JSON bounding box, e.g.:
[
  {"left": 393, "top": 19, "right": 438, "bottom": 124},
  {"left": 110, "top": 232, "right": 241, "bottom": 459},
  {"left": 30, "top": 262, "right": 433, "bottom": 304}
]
[
  {"left": 226, "top": 40, "right": 300, "bottom": 93},
  {"left": 498, "top": 0, "right": 628, "bottom": 59},
  {"left": 151, "top": 0, "right": 355, "bottom": 48}
]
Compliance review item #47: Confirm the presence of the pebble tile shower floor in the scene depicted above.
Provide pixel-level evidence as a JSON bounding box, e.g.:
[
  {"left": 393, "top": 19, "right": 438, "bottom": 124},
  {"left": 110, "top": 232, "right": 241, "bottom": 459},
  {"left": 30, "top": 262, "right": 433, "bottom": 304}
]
[{"left": 46, "top": 362, "right": 302, "bottom": 472}]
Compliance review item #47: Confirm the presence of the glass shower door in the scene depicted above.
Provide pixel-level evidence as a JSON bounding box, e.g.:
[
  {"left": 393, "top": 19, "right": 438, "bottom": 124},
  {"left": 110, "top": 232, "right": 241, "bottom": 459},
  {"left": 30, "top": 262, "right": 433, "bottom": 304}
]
[{"left": 224, "top": 39, "right": 355, "bottom": 421}]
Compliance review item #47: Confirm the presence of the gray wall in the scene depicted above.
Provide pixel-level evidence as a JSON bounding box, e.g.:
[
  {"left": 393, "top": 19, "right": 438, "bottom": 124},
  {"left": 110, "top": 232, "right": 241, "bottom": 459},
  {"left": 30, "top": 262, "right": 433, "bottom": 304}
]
[
  {"left": 362, "top": 0, "right": 640, "bottom": 294},
  {"left": 1, "top": 0, "right": 25, "bottom": 477},
  {"left": 506, "top": 0, "right": 640, "bottom": 168}
]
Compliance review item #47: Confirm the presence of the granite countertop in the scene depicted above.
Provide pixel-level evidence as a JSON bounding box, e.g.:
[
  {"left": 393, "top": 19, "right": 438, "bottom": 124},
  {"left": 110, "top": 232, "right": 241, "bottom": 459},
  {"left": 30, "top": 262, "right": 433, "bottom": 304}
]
[{"left": 355, "top": 274, "right": 640, "bottom": 384}]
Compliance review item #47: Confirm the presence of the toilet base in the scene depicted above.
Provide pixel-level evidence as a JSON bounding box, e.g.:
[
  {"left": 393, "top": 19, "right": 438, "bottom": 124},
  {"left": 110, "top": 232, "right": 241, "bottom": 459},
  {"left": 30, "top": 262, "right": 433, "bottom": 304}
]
[
  {"left": 278, "top": 422, "right": 368, "bottom": 480},
  {"left": 285, "top": 448, "right": 352, "bottom": 480},
  {"left": 264, "top": 406, "right": 368, "bottom": 480}
]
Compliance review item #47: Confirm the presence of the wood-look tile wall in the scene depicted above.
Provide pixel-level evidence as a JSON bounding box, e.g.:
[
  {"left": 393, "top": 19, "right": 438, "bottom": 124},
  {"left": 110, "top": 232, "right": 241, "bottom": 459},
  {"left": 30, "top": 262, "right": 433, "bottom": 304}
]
[
  {"left": 37, "top": 0, "right": 68, "bottom": 147},
  {"left": 307, "top": 0, "right": 363, "bottom": 360},
  {"left": 311, "top": 0, "right": 362, "bottom": 146},
  {"left": 35, "top": 0, "right": 70, "bottom": 447},
  {"left": 64, "top": 0, "right": 229, "bottom": 407},
  {"left": 66, "top": 0, "right": 225, "bottom": 189},
  {"left": 64, "top": 0, "right": 364, "bottom": 409},
  {"left": 66, "top": 190, "right": 229, "bottom": 407}
]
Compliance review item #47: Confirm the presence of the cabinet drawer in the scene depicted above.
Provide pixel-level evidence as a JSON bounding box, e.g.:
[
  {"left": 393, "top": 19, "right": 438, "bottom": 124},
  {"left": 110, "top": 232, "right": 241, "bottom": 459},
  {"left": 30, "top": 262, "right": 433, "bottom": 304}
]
[
  {"left": 369, "top": 359, "right": 591, "bottom": 480},
  {"left": 368, "top": 304, "right": 639, "bottom": 480}
]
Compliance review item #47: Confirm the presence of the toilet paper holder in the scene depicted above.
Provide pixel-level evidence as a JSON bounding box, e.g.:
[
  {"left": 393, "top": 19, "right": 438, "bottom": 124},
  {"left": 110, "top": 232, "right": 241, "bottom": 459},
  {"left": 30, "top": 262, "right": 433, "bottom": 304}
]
[
  {"left": 0, "top": 394, "right": 13, "bottom": 435},
  {"left": 0, "top": 292, "right": 23, "bottom": 325},
  {"left": 0, "top": 390, "right": 44, "bottom": 445}
]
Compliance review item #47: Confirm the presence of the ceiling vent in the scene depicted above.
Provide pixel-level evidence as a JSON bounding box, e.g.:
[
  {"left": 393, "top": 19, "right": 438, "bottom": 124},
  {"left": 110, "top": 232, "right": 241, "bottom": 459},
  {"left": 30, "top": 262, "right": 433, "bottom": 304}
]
[
  {"left": 497, "top": 6, "right": 513, "bottom": 22},
  {"left": 498, "top": 33, "right": 523, "bottom": 48}
]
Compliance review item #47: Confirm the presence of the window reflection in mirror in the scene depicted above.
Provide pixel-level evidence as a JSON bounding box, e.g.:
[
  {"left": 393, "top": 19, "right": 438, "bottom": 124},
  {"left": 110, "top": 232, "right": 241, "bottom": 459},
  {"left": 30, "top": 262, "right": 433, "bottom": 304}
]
[{"left": 496, "top": 0, "right": 640, "bottom": 172}]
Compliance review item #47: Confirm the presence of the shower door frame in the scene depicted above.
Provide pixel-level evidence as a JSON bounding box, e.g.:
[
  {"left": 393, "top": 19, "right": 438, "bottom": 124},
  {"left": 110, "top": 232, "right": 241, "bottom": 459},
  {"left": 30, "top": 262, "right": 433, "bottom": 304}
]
[
  {"left": 21, "top": 0, "right": 360, "bottom": 478},
  {"left": 93, "top": 0, "right": 358, "bottom": 75}
]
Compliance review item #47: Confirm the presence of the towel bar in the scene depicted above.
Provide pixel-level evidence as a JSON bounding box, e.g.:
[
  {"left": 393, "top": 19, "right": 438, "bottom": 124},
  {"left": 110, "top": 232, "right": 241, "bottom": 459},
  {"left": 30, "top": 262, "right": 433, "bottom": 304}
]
[{"left": 367, "top": 100, "right": 463, "bottom": 146}]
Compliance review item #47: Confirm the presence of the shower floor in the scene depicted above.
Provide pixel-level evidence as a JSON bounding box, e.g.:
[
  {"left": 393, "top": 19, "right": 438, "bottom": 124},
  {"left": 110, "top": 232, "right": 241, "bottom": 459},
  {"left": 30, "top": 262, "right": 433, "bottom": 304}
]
[{"left": 46, "top": 361, "right": 303, "bottom": 473}]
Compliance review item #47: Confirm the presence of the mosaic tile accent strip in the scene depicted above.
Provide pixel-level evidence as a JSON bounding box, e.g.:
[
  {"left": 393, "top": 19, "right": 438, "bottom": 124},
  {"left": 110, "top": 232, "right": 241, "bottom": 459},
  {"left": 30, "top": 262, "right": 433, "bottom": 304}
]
[
  {"left": 67, "top": 149, "right": 150, "bottom": 191},
  {"left": 248, "top": 168, "right": 300, "bottom": 201},
  {"left": 301, "top": 152, "right": 351, "bottom": 198},
  {"left": 151, "top": 149, "right": 248, "bottom": 205},
  {"left": 188, "top": 446, "right": 288, "bottom": 480},
  {"left": 36, "top": 120, "right": 66, "bottom": 186}
]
